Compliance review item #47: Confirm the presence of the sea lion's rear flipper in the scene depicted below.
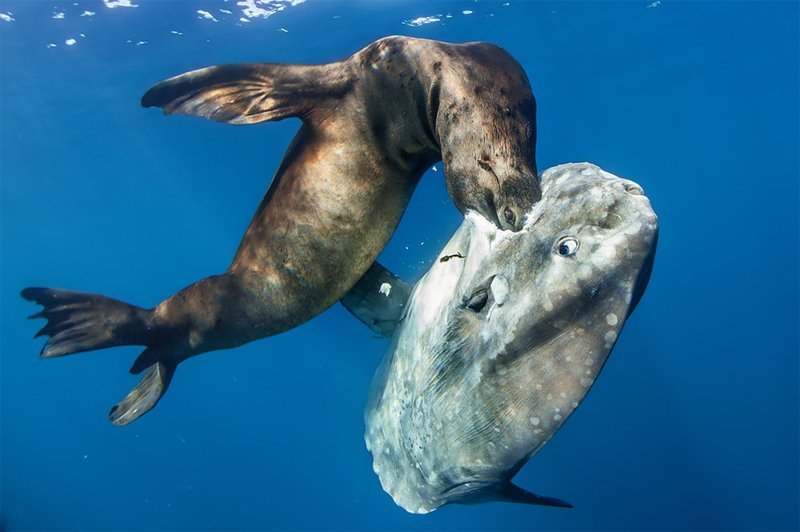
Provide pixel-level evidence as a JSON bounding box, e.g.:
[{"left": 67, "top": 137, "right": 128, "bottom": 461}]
[
  {"left": 108, "top": 360, "right": 176, "bottom": 426},
  {"left": 340, "top": 262, "right": 413, "bottom": 337},
  {"left": 21, "top": 287, "right": 152, "bottom": 358},
  {"left": 22, "top": 287, "right": 176, "bottom": 426},
  {"left": 141, "top": 62, "right": 352, "bottom": 124}
]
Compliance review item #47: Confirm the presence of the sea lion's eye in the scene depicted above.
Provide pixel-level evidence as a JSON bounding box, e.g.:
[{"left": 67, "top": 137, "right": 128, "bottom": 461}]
[
  {"left": 503, "top": 208, "right": 515, "bottom": 224},
  {"left": 556, "top": 237, "right": 579, "bottom": 257}
]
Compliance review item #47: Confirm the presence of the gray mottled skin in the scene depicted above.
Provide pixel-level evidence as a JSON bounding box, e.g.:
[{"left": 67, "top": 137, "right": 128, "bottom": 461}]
[
  {"left": 21, "top": 36, "right": 540, "bottom": 425},
  {"left": 344, "top": 163, "right": 658, "bottom": 513}
]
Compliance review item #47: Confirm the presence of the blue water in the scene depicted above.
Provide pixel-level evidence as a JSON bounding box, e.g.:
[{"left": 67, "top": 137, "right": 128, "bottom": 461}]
[{"left": 1, "top": 1, "right": 797, "bottom": 530}]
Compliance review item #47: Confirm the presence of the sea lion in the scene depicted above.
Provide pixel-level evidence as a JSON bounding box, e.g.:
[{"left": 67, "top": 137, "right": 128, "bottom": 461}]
[
  {"left": 21, "top": 36, "right": 541, "bottom": 426},
  {"left": 342, "top": 163, "right": 659, "bottom": 513}
]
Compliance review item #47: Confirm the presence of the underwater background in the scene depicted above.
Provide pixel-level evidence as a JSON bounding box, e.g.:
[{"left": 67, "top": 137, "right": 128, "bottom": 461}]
[{"left": 1, "top": 1, "right": 797, "bottom": 530}]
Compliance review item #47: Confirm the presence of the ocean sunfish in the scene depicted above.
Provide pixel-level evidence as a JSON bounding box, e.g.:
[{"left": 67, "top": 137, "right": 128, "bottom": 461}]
[{"left": 342, "top": 163, "right": 659, "bottom": 513}]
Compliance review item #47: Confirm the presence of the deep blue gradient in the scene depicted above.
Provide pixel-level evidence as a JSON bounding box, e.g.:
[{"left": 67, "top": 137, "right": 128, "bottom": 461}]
[{"left": 1, "top": 1, "right": 798, "bottom": 530}]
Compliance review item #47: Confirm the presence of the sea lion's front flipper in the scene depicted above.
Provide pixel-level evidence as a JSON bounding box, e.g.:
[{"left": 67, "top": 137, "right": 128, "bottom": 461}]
[
  {"left": 341, "top": 262, "right": 412, "bottom": 337},
  {"left": 108, "top": 360, "right": 176, "bottom": 426},
  {"left": 141, "top": 62, "right": 353, "bottom": 125}
]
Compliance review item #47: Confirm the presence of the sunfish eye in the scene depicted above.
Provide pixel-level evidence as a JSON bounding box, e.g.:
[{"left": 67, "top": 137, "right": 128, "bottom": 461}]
[
  {"left": 556, "top": 237, "right": 579, "bottom": 257},
  {"left": 503, "top": 207, "right": 515, "bottom": 224}
]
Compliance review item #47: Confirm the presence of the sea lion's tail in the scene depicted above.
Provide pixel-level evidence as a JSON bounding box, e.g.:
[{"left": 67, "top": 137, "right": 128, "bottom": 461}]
[{"left": 21, "top": 287, "right": 173, "bottom": 426}]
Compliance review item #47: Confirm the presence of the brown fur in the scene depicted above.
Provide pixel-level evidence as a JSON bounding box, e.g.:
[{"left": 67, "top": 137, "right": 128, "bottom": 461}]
[{"left": 23, "top": 37, "right": 540, "bottom": 424}]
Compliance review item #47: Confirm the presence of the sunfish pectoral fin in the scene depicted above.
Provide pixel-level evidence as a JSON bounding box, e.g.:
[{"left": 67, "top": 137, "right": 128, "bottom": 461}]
[
  {"left": 497, "top": 481, "right": 573, "bottom": 509},
  {"left": 108, "top": 360, "right": 176, "bottom": 427},
  {"left": 141, "top": 62, "right": 353, "bottom": 125},
  {"left": 340, "top": 261, "right": 413, "bottom": 337}
]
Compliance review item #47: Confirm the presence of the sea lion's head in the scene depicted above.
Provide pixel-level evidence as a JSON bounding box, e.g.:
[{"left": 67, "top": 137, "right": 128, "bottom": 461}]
[
  {"left": 433, "top": 41, "right": 542, "bottom": 231},
  {"left": 365, "top": 163, "right": 658, "bottom": 513}
]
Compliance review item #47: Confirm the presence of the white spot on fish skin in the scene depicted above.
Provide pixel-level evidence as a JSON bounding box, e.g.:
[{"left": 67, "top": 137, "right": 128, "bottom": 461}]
[
  {"left": 571, "top": 401, "right": 579, "bottom": 408},
  {"left": 597, "top": 243, "right": 617, "bottom": 261},
  {"left": 605, "top": 330, "right": 618, "bottom": 343},
  {"left": 530, "top": 416, "right": 540, "bottom": 426},
  {"left": 606, "top": 313, "right": 619, "bottom": 326},
  {"left": 490, "top": 276, "right": 509, "bottom": 306},
  {"left": 584, "top": 357, "right": 594, "bottom": 366},
  {"left": 580, "top": 377, "right": 593, "bottom": 387},
  {"left": 554, "top": 414, "right": 562, "bottom": 421},
  {"left": 625, "top": 220, "right": 643, "bottom": 236},
  {"left": 543, "top": 298, "right": 554, "bottom": 312},
  {"left": 379, "top": 283, "right": 392, "bottom": 297},
  {"left": 546, "top": 393, "right": 553, "bottom": 400},
  {"left": 565, "top": 355, "right": 572, "bottom": 362}
]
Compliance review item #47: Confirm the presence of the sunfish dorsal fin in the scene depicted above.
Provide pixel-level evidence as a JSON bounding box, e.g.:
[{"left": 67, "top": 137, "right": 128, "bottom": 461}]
[
  {"left": 141, "top": 62, "right": 353, "bottom": 124},
  {"left": 496, "top": 482, "right": 573, "bottom": 509}
]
